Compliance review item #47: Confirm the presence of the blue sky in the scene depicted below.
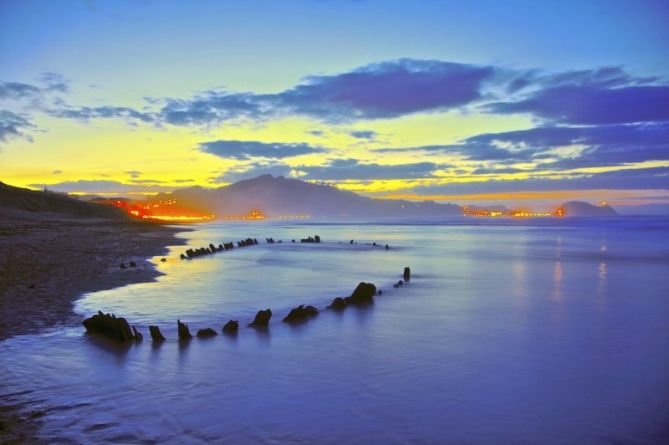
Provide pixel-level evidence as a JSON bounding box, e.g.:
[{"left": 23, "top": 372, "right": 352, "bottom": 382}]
[{"left": 1, "top": 0, "right": 668, "bottom": 210}]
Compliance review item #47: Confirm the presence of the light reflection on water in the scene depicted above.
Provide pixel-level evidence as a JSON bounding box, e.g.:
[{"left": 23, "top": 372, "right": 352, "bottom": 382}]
[{"left": 2, "top": 219, "right": 669, "bottom": 444}]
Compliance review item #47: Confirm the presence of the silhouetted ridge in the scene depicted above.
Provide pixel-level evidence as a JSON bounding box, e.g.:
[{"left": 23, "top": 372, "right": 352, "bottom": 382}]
[
  {"left": 0, "top": 181, "right": 128, "bottom": 219},
  {"left": 160, "top": 175, "right": 461, "bottom": 218},
  {"left": 560, "top": 201, "right": 619, "bottom": 217}
]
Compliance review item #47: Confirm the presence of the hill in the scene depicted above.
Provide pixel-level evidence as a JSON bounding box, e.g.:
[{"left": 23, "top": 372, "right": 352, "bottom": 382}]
[
  {"left": 0, "top": 181, "right": 128, "bottom": 219},
  {"left": 153, "top": 175, "right": 462, "bottom": 219},
  {"left": 560, "top": 201, "right": 619, "bottom": 217}
]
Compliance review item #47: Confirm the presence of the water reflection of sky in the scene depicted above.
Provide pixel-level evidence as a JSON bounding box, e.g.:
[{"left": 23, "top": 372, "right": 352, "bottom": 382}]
[{"left": 2, "top": 220, "right": 669, "bottom": 444}]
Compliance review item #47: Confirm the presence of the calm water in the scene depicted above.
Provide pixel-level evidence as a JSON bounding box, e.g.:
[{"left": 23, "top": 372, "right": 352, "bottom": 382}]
[{"left": 2, "top": 218, "right": 669, "bottom": 444}]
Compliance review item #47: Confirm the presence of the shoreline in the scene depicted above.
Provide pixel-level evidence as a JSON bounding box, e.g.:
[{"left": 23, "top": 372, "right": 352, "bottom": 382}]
[{"left": 0, "top": 207, "right": 187, "bottom": 443}]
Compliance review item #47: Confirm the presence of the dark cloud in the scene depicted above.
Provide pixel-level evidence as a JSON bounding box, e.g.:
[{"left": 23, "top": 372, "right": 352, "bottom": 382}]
[
  {"left": 467, "top": 123, "right": 669, "bottom": 168},
  {"left": 376, "top": 122, "right": 669, "bottom": 168},
  {"left": 158, "top": 92, "right": 265, "bottom": 126},
  {"left": 488, "top": 84, "right": 669, "bottom": 125},
  {"left": 38, "top": 72, "right": 70, "bottom": 93},
  {"left": 536, "top": 66, "right": 655, "bottom": 89},
  {"left": 125, "top": 170, "right": 142, "bottom": 178},
  {"left": 375, "top": 143, "right": 532, "bottom": 162},
  {"left": 30, "top": 62, "right": 668, "bottom": 133},
  {"left": 49, "top": 105, "right": 154, "bottom": 123},
  {"left": 427, "top": 143, "right": 532, "bottom": 161},
  {"left": 470, "top": 166, "right": 527, "bottom": 175},
  {"left": 0, "top": 110, "right": 34, "bottom": 143},
  {"left": 299, "top": 158, "right": 438, "bottom": 180},
  {"left": 0, "top": 82, "right": 41, "bottom": 100},
  {"left": 275, "top": 59, "right": 494, "bottom": 121},
  {"left": 503, "top": 66, "right": 656, "bottom": 95},
  {"left": 488, "top": 65, "right": 669, "bottom": 126},
  {"left": 146, "top": 59, "right": 495, "bottom": 126},
  {"left": 349, "top": 130, "right": 377, "bottom": 140},
  {"left": 199, "top": 140, "right": 323, "bottom": 160},
  {"left": 411, "top": 166, "right": 669, "bottom": 196},
  {"left": 0, "top": 73, "right": 69, "bottom": 102}
]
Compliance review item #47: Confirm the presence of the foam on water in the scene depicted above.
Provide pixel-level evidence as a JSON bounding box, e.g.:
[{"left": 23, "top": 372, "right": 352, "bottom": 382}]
[{"left": 2, "top": 218, "right": 669, "bottom": 444}]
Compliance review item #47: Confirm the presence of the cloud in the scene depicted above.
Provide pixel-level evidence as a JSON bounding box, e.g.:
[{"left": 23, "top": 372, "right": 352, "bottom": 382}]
[
  {"left": 0, "top": 82, "right": 41, "bottom": 100},
  {"left": 427, "top": 143, "right": 533, "bottom": 161},
  {"left": 375, "top": 122, "right": 669, "bottom": 168},
  {"left": 299, "top": 158, "right": 438, "bottom": 180},
  {"left": 49, "top": 105, "right": 155, "bottom": 123},
  {"left": 375, "top": 142, "right": 533, "bottom": 162},
  {"left": 199, "top": 140, "right": 323, "bottom": 160},
  {"left": 275, "top": 59, "right": 494, "bottom": 121},
  {"left": 349, "top": 130, "right": 377, "bottom": 140},
  {"left": 33, "top": 61, "right": 669, "bottom": 132},
  {"left": 470, "top": 166, "right": 527, "bottom": 175},
  {"left": 488, "top": 84, "right": 669, "bottom": 125},
  {"left": 146, "top": 59, "right": 495, "bottom": 126},
  {"left": 0, "top": 73, "right": 70, "bottom": 101},
  {"left": 0, "top": 110, "right": 34, "bottom": 143},
  {"left": 38, "top": 72, "right": 70, "bottom": 93},
  {"left": 124, "top": 170, "right": 142, "bottom": 178},
  {"left": 409, "top": 166, "right": 669, "bottom": 196},
  {"left": 158, "top": 92, "right": 265, "bottom": 126},
  {"left": 466, "top": 123, "right": 669, "bottom": 168},
  {"left": 536, "top": 66, "right": 654, "bottom": 89},
  {"left": 488, "top": 66, "right": 669, "bottom": 125}
]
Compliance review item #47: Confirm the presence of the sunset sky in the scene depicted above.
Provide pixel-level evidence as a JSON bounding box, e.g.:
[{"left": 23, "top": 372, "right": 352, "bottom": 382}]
[{"left": 1, "top": 0, "right": 668, "bottom": 211}]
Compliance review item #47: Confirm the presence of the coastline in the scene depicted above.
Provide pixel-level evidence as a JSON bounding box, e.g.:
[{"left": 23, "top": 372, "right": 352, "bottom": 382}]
[{"left": 0, "top": 207, "right": 187, "bottom": 443}]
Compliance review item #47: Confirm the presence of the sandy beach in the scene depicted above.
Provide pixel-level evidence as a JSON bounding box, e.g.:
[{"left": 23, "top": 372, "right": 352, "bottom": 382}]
[{"left": 0, "top": 207, "right": 184, "bottom": 443}]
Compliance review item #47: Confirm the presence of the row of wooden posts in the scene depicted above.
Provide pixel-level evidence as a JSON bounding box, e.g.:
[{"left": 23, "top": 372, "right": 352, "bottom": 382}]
[{"left": 83, "top": 267, "right": 411, "bottom": 343}]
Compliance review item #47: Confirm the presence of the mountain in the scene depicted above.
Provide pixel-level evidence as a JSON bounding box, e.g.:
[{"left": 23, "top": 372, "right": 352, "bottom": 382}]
[
  {"left": 0, "top": 181, "right": 128, "bottom": 219},
  {"left": 153, "top": 175, "right": 462, "bottom": 219},
  {"left": 560, "top": 201, "right": 619, "bottom": 217}
]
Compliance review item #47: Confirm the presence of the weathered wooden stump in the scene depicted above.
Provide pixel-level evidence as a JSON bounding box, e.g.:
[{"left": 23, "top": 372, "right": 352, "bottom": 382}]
[
  {"left": 149, "top": 325, "right": 165, "bottom": 341},
  {"left": 222, "top": 320, "right": 239, "bottom": 334},
  {"left": 329, "top": 297, "right": 347, "bottom": 311},
  {"left": 249, "top": 309, "right": 272, "bottom": 327},
  {"left": 177, "top": 319, "right": 192, "bottom": 339},
  {"left": 345, "top": 282, "right": 376, "bottom": 305},
  {"left": 197, "top": 328, "right": 217, "bottom": 338},
  {"left": 283, "top": 305, "right": 319, "bottom": 323}
]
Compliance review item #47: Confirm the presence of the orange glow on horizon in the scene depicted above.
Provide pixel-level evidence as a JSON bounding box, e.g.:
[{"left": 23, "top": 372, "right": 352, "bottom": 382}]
[
  {"left": 144, "top": 215, "right": 214, "bottom": 222},
  {"left": 92, "top": 198, "right": 214, "bottom": 223},
  {"left": 462, "top": 206, "right": 563, "bottom": 218}
]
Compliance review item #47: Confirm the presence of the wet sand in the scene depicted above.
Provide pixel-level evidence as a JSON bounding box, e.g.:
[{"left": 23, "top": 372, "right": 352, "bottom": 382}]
[{"left": 0, "top": 207, "right": 185, "bottom": 443}]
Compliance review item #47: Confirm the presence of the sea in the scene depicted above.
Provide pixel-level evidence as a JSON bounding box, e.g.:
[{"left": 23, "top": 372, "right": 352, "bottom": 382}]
[{"left": 2, "top": 218, "right": 669, "bottom": 444}]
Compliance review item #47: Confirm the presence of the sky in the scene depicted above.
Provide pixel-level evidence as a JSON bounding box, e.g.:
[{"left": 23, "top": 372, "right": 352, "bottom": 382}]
[{"left": 1, "top": 0, "right": 668, "bottom": 211}]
